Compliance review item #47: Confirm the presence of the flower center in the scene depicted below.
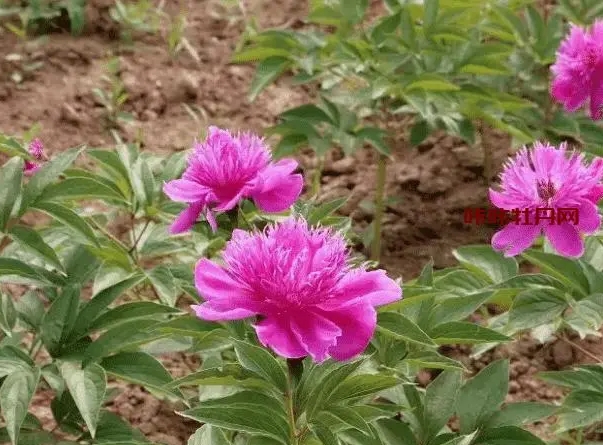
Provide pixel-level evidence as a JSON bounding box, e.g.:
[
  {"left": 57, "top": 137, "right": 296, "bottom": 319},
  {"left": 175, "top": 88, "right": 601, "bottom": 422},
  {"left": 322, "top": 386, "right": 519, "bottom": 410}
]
[{"left": 536, "top": 179, "right": 556, "bottom": 202}]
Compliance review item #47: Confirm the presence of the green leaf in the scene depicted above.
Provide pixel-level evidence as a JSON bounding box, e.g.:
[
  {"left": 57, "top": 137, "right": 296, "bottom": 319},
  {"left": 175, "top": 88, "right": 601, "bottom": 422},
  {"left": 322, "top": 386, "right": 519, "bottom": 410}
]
[
  {"left": 341, "top": 0, "right": 368, "bottom": 24},
  {"left": 87, "top": 149, "right": 130, "bottom": 184},
  {"left": 0, "top": 136, "right": 29, "bottom": 157},
  {"left": 94, "top": 411, "right": 147, "bottom": 443},
  {"left": 36, "top": 177, "right": 128, "bottom": 204},
  {"left": 179, "top": 392, "right": 290, "bottom": 444},
  {"left": 100, "top": 352, "right": 181, "bottom": 399},
  {"left": 131, "top": 157, "right": 156, "bottom": 210},
  {"left": 473, "top": 426, "right": 547, "bottom": 445},
  {"left": 40, "top": 284, "right": 81, "bottom": 356},
  {"left": 65, "top": 0, "right": 86, "bottom": 35},
  {"left": 555, "top": 389, "right": 603, "bottom": 432},
  {"left": 233, "top": 46, "right": 292, "bottom": 63},
  {"left": 187, "top": 425, "right": 230, "bottom": 445},
  {"left": 375, "top": 418, "right": 418, "bottom": 445},
  {"left": 430, "top": 321, "right": 510, "bottom": 345},
  {"left": 89, "top": 301, "right": 181, "bottom": 332},
  {"left": 0, "top": 367, "right": 40, "bottom": 445},
  {"left": 302, "top": 360, "right": 364, "bottom": 419},
  {"left": 321, "top": 405, "right": 372, "bottom": 436},
  {"left": 0, "top": 157, "right": 23, "bottom": 231},
  {"left": 405, "top": 351, "right": 465, "bottom": 370},
  {"left": 309, "top": 421, "right": 340, "bottom": 445},
  {"left": 564, "top": 292, "right": 603, "bottom": 338},
  {"left": 458, "top": 360, "right": 509, "bottom": 433},
  {"left": 423, "top": 370, "right": 462, "bottom": 441},
  {"left": 146, "top": 266, "right": 179, "bottom": 306},
  {"left": 377, "top": 312, "right": 436, "bottom": 346},
  {"left": 9, "top": 225, "right": 63, "bottom": 271},
  {"left": 60, "top": 362, "right": 106, "bottom": 439},
  {"left": 63, "top": 244, "right": 101, "bottom": 285},
  {"left": 280, "top": 104, "right": 333, "bottom": 125},
  {"left": 410, "top": 120, "right": 430, "bottom": 146},
  {"left": 0, "top": 293, "right": 17, "bottom": 336},
  {"left": 538, "top": 366, "right": 603, "bottom": 392},
  {"left": 508, "top": 288, "right": 567, "bottom": 331},
  {"left": 69, "top": 274, "right": 145, "bottom": 341},
  {"left": 405, "top": 75, "right": 459, "bottom": 92},
  {"left": 20, "top": 148, "right": 82, "bottom": 213},
  {"left": 429, "top": 291, "right": 495, "bottom": 326},
  {"left": 232, "top": 340, "right": 288, "bottom": 393},
  {"left": 355, "top": 126, "right": 391, "bottom": 156},
  {"left": 522, "top": 250, "right": 589, "bottom": 296},
  {"left": 453, "top": 245, "right": 518, "bottom": 283},
  {"left": 423, "top": 0, "right": 439, "bottom": 32},
  {"left": 249, "top": 57, "right": 291, "bottom": 102},
  {"left": 31, "top": 201, "right": 98, "bottom": 246},
  {"left": 308, "top": 198, "right": 348, "bottom": 224},
  {"left": 150, "top": 314, "right": 223, "bottom": 338},
  {"left": 82, "top": 319, "right": 169, "bottom": 365},
  {"left": 328, "top": 374, "right": 400, "bottom": 403},
  {"left": 169, "top": 363, "right": 270, "bottom": 389},
  {"left": 485, "top": 402, "right": 556, "bottom": 428},
  {"left": 0, "top": 258, "right": 51, "bottom": 286}
]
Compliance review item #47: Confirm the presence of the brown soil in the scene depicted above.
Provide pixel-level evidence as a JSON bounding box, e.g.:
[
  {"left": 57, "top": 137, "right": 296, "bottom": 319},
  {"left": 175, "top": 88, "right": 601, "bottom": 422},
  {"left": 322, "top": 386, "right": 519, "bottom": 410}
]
[{"left": 1, "top": 0, "right": 602, "bottom": 444}]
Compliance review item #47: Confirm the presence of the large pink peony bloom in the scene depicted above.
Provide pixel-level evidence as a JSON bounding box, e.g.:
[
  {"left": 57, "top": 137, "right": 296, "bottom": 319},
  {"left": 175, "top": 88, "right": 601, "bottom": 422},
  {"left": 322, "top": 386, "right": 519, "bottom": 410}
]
[
  {"left": 192, "top": 218, "right": 402, "bottom": 363},
  {"left": 24, "top": 138, "right": 44, "bottom": 176},
  {"left": 163, "top": 126, "right": 303, "bottom": 234},
  {"left": 551, "top": 20, "right": 603, "bottom": 119},
  {"left": 489, "top": 141, "right": 603, "bottom": 258}
]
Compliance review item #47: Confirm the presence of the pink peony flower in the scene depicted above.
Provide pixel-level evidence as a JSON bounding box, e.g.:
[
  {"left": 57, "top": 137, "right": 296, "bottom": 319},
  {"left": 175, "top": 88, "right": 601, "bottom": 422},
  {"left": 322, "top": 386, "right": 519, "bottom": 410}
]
[
  {"left": 489, "top": 141, "right": 603, "bottom": 258},
  {"left": 191, "top": 218, "right": 402, "bottom": 363},
  {"left": 23, "top": 138, "right": 44, "bottom": 176},
  {"left": 551, "top": 20, "right": 603, "bottom": 119},
  {"left": 163, "top": 126, "right": 303, "bottom": 234}
]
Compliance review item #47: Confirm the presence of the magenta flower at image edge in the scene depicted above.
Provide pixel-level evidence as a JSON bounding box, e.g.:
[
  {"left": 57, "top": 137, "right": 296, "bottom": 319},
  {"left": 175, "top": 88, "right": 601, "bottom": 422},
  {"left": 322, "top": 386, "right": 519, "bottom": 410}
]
[
  {"left": 24, "top": 138, "right": 44, "bottom": 176},
  {"left": 489, "top": 141, "right": 603, "bottom": 258},
  {"left": 191, "top": 218, "right": 402, "bottom": 363},
  {"left": 550, "top": 19, "right": 603, "bottom": 119},
  {"left": 163, "top": 126, "right": 303, "bottom": 233}
]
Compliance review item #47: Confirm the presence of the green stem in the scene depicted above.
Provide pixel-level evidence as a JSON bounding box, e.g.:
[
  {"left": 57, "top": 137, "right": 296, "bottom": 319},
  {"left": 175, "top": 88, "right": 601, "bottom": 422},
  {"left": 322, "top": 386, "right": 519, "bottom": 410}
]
[
  {"left": 129, "top": 219, "right": 150, "bottom": 257},
  {"left": 285, "top": 359, "right": 301, "bottom": 445},
  {"left": 312, "top": 156, "right": 324, "bottom": 197},
  {"left": 371, "top": 154, "right": 387, "bottom": 263}
]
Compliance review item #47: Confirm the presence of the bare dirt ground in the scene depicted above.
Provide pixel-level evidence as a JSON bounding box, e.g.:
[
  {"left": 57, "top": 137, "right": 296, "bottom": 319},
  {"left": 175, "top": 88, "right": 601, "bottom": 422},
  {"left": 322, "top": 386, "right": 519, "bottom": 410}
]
[{"left": 1, "top": 0, "right": 603, "bottom": 443}]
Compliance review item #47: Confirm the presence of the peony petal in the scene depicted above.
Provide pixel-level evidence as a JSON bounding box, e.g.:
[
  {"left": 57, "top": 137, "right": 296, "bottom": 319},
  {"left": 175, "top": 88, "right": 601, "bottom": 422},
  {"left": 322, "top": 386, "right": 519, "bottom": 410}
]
[
  {"left": 206, "top": 208, "right": 218, "bottom": 232},
  {"left": 491, "top": 223, "right": 541, "bottom": 257},
  {"left": 320, "top": 270, "right": 401, "bottom": 311},
  {"left": 489, "top": 189, "right": 520, "bottom": 210},
  {"left": 576, "top": 199, "right": 601, "bottom": 233},
  {"left": 254, "top": 317, "right": 307, "bottom": 359},
  {"left": 194, "top": 258, "right": 244, "bottom": 302},
  {"left": 544, "top": 223, "right": 584, "bottom": 257},
  {"left": 325, "top": 303, "right": 377, "bottom": 361},
  {"left": 213, "top": 189, "right": 246, "bottom": 212},
  {"left": 551, "top": 77, "right": 589, "bottom": 112},
  {"left": 590, "top": 68, "right": 603, "bottom": 120},
  {"left": 191, "top": 303, "right": 256, "bottom": 321},
  {"left": 585, "top": 184, "right": 603, "bottom": 204},
  {"left": 290, "top": 311, "right": 342, "bottom": 363},
  {"left": 251, "top": 174, "right": 304, "bottom": 213},
  {"left": 169, "top": 202, "right": 204, "bottom": 234},
  {"left": 163, "top": 179, "right": 207, "bottom": 202}
]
